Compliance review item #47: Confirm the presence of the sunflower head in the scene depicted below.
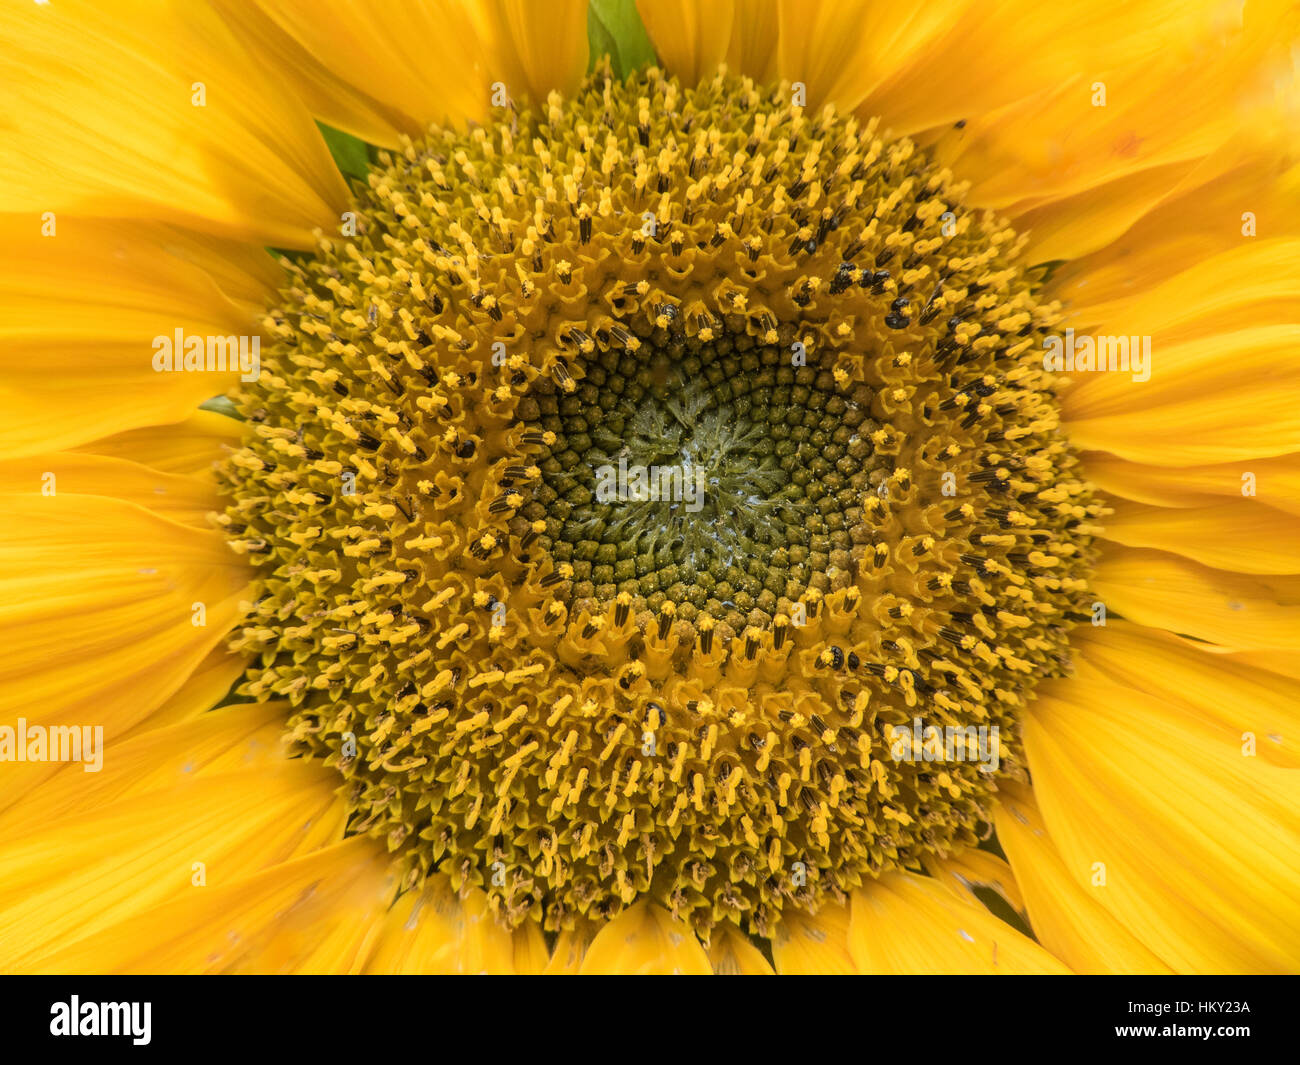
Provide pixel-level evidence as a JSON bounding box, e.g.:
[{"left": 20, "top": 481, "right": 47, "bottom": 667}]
[{"left": 216, "top": 60, "right": 1101, "bottom": 940}]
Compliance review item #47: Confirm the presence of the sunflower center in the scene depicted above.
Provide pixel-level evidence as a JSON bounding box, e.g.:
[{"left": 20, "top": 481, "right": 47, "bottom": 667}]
[
  {"left": 218, "top": 64, "right": 1100, "bottom": 940},
  {"left": 523, "top": 333, "right": 886, "bottom": 634}
]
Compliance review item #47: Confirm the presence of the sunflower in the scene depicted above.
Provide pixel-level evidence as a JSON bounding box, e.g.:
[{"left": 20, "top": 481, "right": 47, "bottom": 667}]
[{"left": 1, "top": 0, "right": 1297, "bottom": 976}]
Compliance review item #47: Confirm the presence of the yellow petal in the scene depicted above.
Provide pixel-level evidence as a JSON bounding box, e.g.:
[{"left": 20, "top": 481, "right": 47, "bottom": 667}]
[
  {"left": 511, "top": 921, "right": 552, "bottom": 975},
  {"left": 1053, "top": 160, "right": 1300, "bottom": 309},
  {"left": 1221, "top": 647, "right": 1300, "bottom": 681},
  {"left": 35, "top": 838, "right": 387, "bottom": 975},
  {"left": 1068, "top": 240, "right": 1300, "bottom": 344},
  {"left": 776, "top": 0, "right": 967, "bottom": 116},
  {"left": 213, "top": 0, "right": 415, "bottom": 147},
  {"left": 1073, "top": 621, "right": 1299, "bottom": 767},
  {"left": 1062, "top": 326, "right": 1300, "bottom": 465},
  {"left": 1014, "top": 158, "right": 1208, "bottom": 263},
  {"left": 0, "top": 646, "right": 244, "bottom": 817},
  {"left": 995, "top": 781, "right": 1172, "bottom": 974},
  {"left": 363, "top": 878, "right": 522, "bottom": 974},
  {"left": 0, "top": 218, "right": 260, "bottom": 457},
  {"left": 118, "top": 646, "right": 245, "bottom": 739},
  {"left": 1101, "top": 498, "right": 1300, "bottom": 574},
  {"left": 485, "top": 0, "right": 590, "bottom": 104},
  {"left": 769, "top": 899, "right": 856, "bottom": 974},
  {"left": 725, "top": 0, "right": 780, "bottom": 81},
  {"left": 708, "top": 924, "right": 775, "bottom": 974},
  {"left": 0, "top": 0, "right": 345, "bottom": 246},
  {"left": 848, "top": 872, "right": 1070, "bottom": 974},
  {"left": 1018, "top": 13, "right": 1300, "bottom": 262},
  {"left": 226, "top": 856, "right": 392, "bottom": 974},
  {"left": 1069, "top": 405, "right": 1299, "bottom": 467},
  {"left": 579, "top": 901, "right": 712, "bottom": 974},
  {"left": 1091, "top": 546, "right": 1300, "bottom": 650},
  {"left": 236, "top": 0, "right": 489, "bottom": 139},
  {"left": 542, "top": 927, "right": 596, "bottom": 974},
  {"left": 154, "top": 226, "right": 285, "bottom": 310},
  {"left": 637, "top": 0, "right": 734, "bottom": 86},
  {"left": 922, "top": 848, "right": 1025, "bottom": 916},
  {"left": 0, "top": 702, "right": 288, "bottom": 833},
  {"left": 71, "top": 411, "right": 242, "bottom": 478},
  {"left": 0, "top": 762, "right": 345, "bottom": 972},
  {"left": 0, "top": 495, "right": 251, "bottom": 806},
  {"left": 0, "top": 452, "right": 221, "bottom": 528},
  {"left": 1083, "top": 451, "right": 1300, "bottom": 517},
  {"left": 866, "top": 1, "right": 1230, "bottom": 137},
  {"left": 232, "top": 0, "right": 587, "bottom": 145},
  {"left": 942, "top": 3, "right": 1286, "bottom": 211},
  {"left": 1026, "top": 677, "right": 1300, "bottom": 972}
]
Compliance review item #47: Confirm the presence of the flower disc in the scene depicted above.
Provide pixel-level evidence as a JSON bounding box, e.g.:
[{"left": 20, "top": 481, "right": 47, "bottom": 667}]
[{"left": 218, "top": 65, "right": 1102, "bottom": 939}]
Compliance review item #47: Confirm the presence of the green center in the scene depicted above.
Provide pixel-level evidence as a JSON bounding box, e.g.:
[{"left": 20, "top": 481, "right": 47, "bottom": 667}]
[{"left": 519, "top": 322, "right": 889, "bottom": 635}]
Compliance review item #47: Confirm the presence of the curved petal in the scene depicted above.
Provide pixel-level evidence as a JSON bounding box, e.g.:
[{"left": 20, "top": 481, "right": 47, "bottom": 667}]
[
  {"left": 33, "top": 838, "right": 387, "bottom": 975},
  {"left": 579, "top": 901, "right": 712, "bottom": 974},
  {"left": 637, "top": 0, "right": 734, "bottom": 86},
  {"left": 1066, "top": 240, "right": 1300, "bottom": 342},
  {"left": 363, "top": 877, "right": 531, "bottom": 974},
  {"left": 708, "top": 924, "right": 775, "bottom": 974},
  {"left": 511, "top": 921, "right": 552, "bottom": 975},
  {"left": 225, "top": 0, "right": 588, "bottom": 147},
  {"left": 542, "top": 927, "right": 597, "bottom": 974},
  {"left": 848, "top": 872, "right": 1070, "bottom": 974},
  {"left": 484, "top": 0, "right": 591, "bottom": 104},
  {"left": 922, "top": 848, "right": 1026, "bottom": 917},
  {"left": 1015, "top": 157, "right": 1219, "bottom": 264},
  {"left": 231, "top": 0, "right": 489, "bottom": 142},
  {"left": 770, "top": 899, "right": 856, "bottom": 974},
  {"left": 0, "top": 646, "right": 244, "bottom": 817},
  {"left": 995, "top": 781, "right": 1172, "bottom": 974},
  {"left": 779, "top": 0, "right": 966, "bottom": 116},
  {"left": 0, "top": 452, "right": 221, "bottom": 529},
  {"left": 71, "top": 411, "right": 242, "bottom": 478},
  {"left": 1083, "top": 451, "right": 1300, "bottom": 517},
  {"left": 0, "top": 493, "right": 251, "bottom": 811},
  {"left": 937, "top": 3, "right": 1291, "bottom": 212},
  {"left": 1061, "top": 326, "right": 1300, "bottom": 465},
  {"left": 726, "top": 0, "right": 780, "bottom": 81},
  {"left": 0, "top": 218, "right": 265, "bottom": 457},
  {"left": 1072, "top": 621, "right": 1299, "bottom": 767},
  {"left": 118, "top": 645, "right": 245, "bottom": 740},
  {"left": 0, "top": 0, "right": 345, "bottom": 246},
  {"left": 1025, "top": 676, "right": 1300, "bottom": 972},
  {"left": 212, "top": 0, "right": 417, "bottom": 147},
  {"left": 1222, "top": 647, "right": 1300, "bottom": 681},
  {"left": 1053, "top": 160, "right": 1300, "bottom": 307},
  {"left": 1091, "top": 546, "right": 1300, "bottom": 650},
  {"left": 1100, "top": 498, "right": 1300, "bottom": 574},
  {"left": 0, "top": 702, "right": 287, "bottom": 832},
  {"left": 0, "top": 761, "right": 347, "bottom": 972}
]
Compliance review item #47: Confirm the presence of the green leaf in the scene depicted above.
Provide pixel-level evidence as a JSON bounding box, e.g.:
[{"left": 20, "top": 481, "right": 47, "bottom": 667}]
[
  {"left": 199, "top": 395, "right": 243, "bottom": 420},
  {"left": 265, "top": 245, "right": 312, "bottom": 264},
  {"left": 588, "top": 0, "right": 657, "bottom": 78},
  {"left": 317, "top": 120, "right": 371, "bottom": 181},
  {"left": 588, "top": 5, "right": 619, "bottom": 73}
]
